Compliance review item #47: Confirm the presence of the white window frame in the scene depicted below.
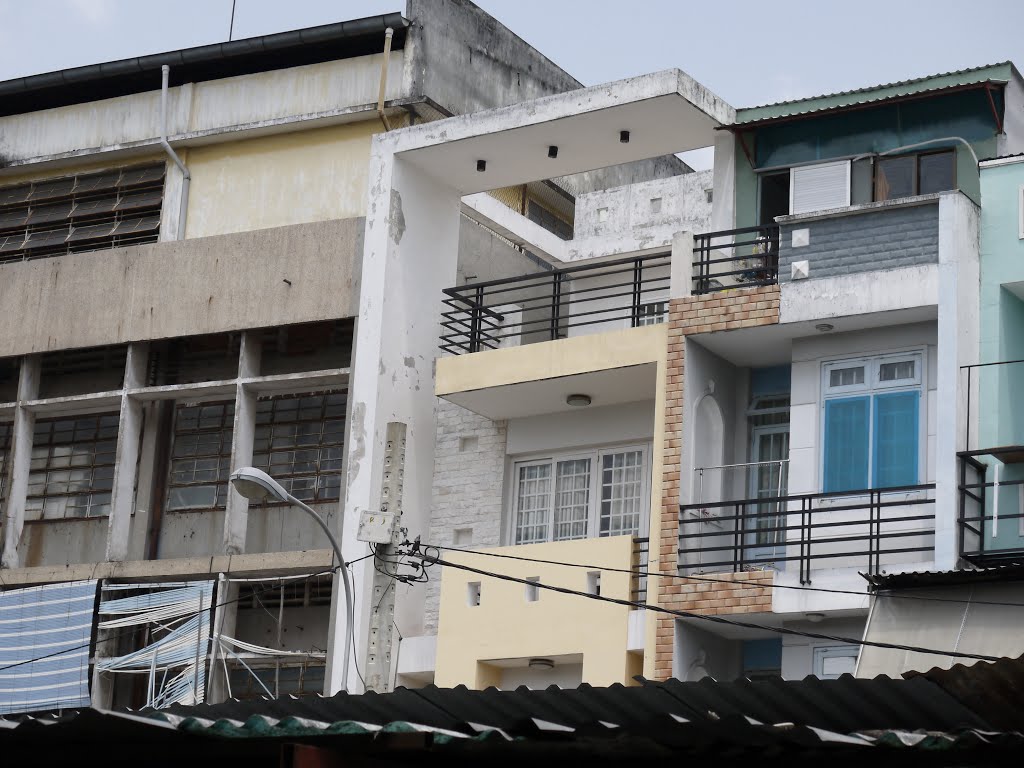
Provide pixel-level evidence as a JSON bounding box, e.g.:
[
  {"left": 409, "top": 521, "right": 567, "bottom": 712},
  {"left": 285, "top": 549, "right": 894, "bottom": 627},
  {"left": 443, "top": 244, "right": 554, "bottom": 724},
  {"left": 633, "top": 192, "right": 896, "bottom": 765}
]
[
  {"left": 819, "top": 350, "right": 926, "bottom": 493},
  {"left": 507, "top": 444, "right": 652, "bottom": 545},
  {"left": 812, "top": 644, "right": 859, "bottom": 679}
]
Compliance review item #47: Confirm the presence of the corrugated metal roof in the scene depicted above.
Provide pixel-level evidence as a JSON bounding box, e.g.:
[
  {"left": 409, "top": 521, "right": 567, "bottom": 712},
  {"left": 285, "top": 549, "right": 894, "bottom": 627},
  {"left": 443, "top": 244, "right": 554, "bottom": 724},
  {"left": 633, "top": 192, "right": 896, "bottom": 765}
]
[
  {"left": 912, "top": 656, "right": 1024, "bottom": 732},
  {"left": 736, "top": 62, "right": 1016, "bottom": 126},
  {"left": 865, "top": 563, "right": 1024, "bottom": 590}
]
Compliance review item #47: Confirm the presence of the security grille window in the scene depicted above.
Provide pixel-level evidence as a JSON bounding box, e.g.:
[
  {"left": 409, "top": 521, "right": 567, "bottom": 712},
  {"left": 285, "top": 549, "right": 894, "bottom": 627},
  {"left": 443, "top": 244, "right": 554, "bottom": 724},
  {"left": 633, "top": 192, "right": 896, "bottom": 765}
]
[
  {"left": 165, "top": 402, "right": 234, "bottom": 511},
  {"left": 238, "top": 574, "right": 333, "bottom": 609},
  {"left": 25, "top": 413, "right": 118, "bottom": 520},
  {"left": 512, "top": 446, "right": 649, "bottom": 545},
  {"left": 0, "top": 164, "right": 165, "bottom": 263},
  {"left": 875, "top": 150, "right": 955, "bottom": 201},
  {"left": 0, "top": 422, "right": 11, "bottom": 503},
  {"left": 822, "top": 353, "right": 923, "bottom": 493},
  {"left": 252, "top": 392, "right": 346, "bottom": 503}
]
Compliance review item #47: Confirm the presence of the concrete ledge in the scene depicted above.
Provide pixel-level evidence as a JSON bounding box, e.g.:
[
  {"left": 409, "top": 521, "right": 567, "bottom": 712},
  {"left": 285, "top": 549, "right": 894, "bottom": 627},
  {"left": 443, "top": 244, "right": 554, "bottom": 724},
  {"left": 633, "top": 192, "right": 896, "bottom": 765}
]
[{"left": 0, "top": 548, "right": 335, "bottom": 586}]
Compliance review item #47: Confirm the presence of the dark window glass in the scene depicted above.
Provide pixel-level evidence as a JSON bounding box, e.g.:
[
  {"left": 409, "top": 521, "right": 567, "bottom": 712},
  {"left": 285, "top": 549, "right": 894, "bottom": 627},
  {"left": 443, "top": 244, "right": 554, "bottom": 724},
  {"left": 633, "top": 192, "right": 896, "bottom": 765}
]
[
  {"left": 26, "top": 413, "right": 119, "bottom": 520},
  {"left": 165, "top": 401, "right": 234, "bottom": 511},
  {"left": 918, "top": 151, "right": 955, "bottom": 195},
  {"left": 875, "top": 155, "right": 915, "bottom": 201},
  {"left": 252, "top": 392, "right": 346, "bottom": 503}
]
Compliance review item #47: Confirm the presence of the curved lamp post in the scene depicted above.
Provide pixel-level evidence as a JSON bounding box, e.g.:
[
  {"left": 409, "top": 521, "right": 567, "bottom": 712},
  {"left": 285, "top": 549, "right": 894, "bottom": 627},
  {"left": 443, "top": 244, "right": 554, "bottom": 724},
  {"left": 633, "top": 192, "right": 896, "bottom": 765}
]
[{"left": 229, "top": 466, "right": 355, "bottom": 693}]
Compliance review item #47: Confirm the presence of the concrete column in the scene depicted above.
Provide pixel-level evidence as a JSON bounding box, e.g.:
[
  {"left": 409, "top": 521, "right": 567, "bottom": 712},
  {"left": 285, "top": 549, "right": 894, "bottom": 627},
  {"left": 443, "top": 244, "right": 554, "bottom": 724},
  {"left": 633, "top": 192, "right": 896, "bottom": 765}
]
[
  {"left": 222, "top": 332, "right": 261, "bottom": 555},
  {"left": 669, "top": 231, "right": 694, "bottom": 299},
  {"left": 326, "top": 151, "right": 462, "bottom": 694},
  {"left": 1, "top": 356, "right": 40, "bottom": 569},
  {"left": 206, "top": 575, "right": 239, "bottom": 703},
  {"left": 106, "top": 343, "right": 148, "bottom": 562},
  {"left": 934, "top": 193, "right": 981, "bottom": 570},
  {"left": 709, "top": 130, "right": 736, "bottom": 233}
]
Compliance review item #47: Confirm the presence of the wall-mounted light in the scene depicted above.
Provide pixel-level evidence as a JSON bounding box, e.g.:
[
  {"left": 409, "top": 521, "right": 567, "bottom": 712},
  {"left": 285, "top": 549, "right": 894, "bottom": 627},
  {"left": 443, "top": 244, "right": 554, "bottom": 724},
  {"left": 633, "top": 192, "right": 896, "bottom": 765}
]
[
  {"left": 815, "top": 323, "right": 834, "bottom": 332},
  {"left": 476, "top": 159, "right": 486, "bottom": 172},
  {"left": 566, "top": 394, "right": 592, "bottom": 407},
  {"left": 619, "top": 130, "right": 630, "bottom": 143},
  {"left": 548, "top": 145, "right": 559, "bottom": 159},
  {"left": 528, "top": 658, "right": 554, "bottom": 669}
]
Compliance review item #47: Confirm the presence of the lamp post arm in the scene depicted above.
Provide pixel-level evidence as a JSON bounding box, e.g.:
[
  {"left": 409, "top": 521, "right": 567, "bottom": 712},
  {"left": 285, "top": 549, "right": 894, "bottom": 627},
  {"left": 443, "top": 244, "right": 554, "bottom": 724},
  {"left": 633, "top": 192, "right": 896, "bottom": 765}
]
[{"left": 286, "top": 494, "right": 354, "bottom": 693}]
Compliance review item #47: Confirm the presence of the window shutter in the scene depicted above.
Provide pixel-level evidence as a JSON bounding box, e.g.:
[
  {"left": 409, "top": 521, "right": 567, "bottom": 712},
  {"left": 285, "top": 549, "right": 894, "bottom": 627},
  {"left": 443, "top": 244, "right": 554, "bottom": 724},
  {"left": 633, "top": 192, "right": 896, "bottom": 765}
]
[
  {"left": 823, "top": 396, "right": 870, "bottom": 492},
  {"left": 872, "top": 391, "right": 919, "bottom": 488},
  {"left": 790, "top": 161, "right": 851, "bottom": 215}
]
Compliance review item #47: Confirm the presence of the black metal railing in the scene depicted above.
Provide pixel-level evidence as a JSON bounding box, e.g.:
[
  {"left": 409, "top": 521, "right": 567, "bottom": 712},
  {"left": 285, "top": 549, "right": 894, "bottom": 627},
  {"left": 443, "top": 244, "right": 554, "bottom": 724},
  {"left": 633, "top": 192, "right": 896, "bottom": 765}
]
[
  {"left": 962, "top": 358, "right": 1024, "bottom": 451},
  {"left": 679, "top": 484, "right": 935, "bottom": 584},
  {"left": 958, "top": 449, "right": 1024, "bottom": 566},
  {"left": 692, "top": 224, "right": 780, "bottom": 295},
  {"left": 439, "top": 252, "right": 671, "bottom": 355},
  {"left": 631, "top": 537, "right": 649, "bottom": 605}
]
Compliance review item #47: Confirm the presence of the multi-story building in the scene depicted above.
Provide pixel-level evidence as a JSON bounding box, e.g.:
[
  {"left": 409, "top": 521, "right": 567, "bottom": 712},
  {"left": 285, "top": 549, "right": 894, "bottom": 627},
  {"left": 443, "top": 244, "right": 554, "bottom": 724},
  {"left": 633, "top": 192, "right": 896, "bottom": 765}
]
[
  {"left": 2, "top": 0, "right": 1020, "bottom": 709},
  {"left": 0, "top": 1, "right": 693, "bottom": 712}
]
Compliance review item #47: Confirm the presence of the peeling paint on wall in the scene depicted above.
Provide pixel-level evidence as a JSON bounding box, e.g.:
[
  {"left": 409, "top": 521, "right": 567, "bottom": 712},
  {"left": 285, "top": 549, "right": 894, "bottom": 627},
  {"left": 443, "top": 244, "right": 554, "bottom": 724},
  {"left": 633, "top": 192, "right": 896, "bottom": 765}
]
[{"left": 389, "top": 189, "right": 406, "bottom": 244}]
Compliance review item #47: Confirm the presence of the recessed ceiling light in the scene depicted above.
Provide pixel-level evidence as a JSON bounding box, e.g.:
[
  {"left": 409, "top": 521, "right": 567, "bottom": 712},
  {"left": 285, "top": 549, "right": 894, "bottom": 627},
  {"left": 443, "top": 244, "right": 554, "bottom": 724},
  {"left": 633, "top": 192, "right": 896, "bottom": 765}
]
[
  {"left": 805, "top": 612, "right": 826, "bottom": 623},
  {"left": 566, "top": 394, "right": 592, "bottom": 407},
  {"left": 815, "top": 323, "right": 834, "bottom": 332},
  {"left": 528, "top": 658, "right": 554, "bottom": 669}
]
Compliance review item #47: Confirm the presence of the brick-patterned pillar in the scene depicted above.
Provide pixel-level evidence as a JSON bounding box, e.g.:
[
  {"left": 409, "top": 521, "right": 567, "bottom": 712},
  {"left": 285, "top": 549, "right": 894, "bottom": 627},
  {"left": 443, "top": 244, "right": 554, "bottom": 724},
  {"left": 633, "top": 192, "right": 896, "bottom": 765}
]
[{"left": 652, "top": 285, "right": 781, "bottom": 681}]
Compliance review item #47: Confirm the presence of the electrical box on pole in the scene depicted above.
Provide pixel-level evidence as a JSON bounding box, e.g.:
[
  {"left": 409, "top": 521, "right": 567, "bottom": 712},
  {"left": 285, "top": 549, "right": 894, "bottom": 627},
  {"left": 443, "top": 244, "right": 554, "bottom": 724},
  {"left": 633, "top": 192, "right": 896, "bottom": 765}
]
[{"left": 359, "top": 421, "right": 405, "bottom": 693}]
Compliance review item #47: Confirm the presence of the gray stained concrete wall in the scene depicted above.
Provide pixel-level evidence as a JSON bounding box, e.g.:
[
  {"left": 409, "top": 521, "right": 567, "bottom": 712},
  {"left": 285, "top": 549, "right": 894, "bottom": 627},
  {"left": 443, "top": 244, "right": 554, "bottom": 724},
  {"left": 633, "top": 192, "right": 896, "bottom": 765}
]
[
  {"left": 0, "top": 217, "right": 363, "bottom": 358},
  {"left": 779, "top": 202, "right": 939, "bottom": 283}
]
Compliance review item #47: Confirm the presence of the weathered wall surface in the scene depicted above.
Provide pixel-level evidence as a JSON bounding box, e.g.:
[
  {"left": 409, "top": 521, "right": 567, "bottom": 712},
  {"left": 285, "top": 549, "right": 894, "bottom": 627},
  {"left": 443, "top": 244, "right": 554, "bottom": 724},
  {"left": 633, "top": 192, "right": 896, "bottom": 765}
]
[
  {"left": 0, "top": 217, "right": 363, "bottom": 357},
  {"left": 423, "top": 400, "right": 507, "bottom": 634},
  {"left": 778, "top": 200, "right": 939, "bottom": 282},
  {"left": 185, "top": 122, "right": 380, "bottom": 238},
  {"left": 407, "top": 0, "right": 582, "bottom": 118}
]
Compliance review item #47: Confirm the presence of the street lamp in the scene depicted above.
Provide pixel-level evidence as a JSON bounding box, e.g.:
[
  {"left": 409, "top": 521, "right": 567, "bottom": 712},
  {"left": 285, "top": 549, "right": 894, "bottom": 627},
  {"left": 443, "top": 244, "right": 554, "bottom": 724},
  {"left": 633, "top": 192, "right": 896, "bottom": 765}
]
[{"left": 229, "top": 466, "right": 355, "bottom": 693}]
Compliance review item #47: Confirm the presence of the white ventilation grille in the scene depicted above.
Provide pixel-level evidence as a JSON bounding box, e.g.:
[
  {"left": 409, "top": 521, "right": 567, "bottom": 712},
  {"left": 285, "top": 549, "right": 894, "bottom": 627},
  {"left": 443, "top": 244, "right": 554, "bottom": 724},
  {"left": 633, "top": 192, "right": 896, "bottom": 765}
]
[{"left": 790, "top": 160, "right": 851, "bottom": 215}]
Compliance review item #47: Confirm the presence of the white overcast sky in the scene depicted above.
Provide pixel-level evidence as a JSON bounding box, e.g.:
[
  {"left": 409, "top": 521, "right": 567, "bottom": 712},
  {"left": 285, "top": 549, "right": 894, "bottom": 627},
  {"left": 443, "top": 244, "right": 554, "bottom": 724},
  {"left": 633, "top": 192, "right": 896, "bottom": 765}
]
[{"left": 1, "top": 0, "right": 1022, "bottom": 111}]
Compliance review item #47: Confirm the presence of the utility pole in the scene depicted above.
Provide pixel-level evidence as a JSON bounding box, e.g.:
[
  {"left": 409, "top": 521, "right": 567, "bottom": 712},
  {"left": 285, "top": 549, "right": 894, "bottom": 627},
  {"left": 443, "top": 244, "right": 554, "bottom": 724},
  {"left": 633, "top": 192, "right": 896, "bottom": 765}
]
[{"left": 357, "top": 421, "right": 406, "bottom": 693}]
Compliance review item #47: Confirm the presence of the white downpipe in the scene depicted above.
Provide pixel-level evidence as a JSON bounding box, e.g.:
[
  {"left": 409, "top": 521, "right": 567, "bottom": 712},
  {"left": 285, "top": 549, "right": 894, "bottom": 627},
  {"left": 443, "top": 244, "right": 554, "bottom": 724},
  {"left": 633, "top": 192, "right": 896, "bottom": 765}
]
[
  {"left": 376, "top": 27, "right": 395, "bottom": 131},
  {"left": 160, "top": 65, "right": 191, "bottom": 240},
  {"left": 992, "top": 463, "right": 1000, "bottom": 538}
]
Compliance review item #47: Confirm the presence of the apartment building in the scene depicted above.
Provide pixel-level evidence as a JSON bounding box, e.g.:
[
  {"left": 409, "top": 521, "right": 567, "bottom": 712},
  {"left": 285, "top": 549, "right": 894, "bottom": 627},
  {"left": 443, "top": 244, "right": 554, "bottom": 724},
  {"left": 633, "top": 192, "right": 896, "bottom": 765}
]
[
  {"left": 0, "top": 1, "right": 699, "bottom": 713},
  {"left": 394, "top": 63, "right": 1024, "bottom": 688}
]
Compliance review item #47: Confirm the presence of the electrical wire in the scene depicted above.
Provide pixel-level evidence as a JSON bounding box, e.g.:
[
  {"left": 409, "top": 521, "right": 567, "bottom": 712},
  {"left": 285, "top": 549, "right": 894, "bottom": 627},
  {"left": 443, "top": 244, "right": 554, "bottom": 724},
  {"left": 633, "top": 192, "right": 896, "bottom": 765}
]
[
  {"left": 404, "top": 548, "right": 1006, "bottom": 663},
  {"left": 418, "top": 542, "right": 1024, "bottom": 610}
]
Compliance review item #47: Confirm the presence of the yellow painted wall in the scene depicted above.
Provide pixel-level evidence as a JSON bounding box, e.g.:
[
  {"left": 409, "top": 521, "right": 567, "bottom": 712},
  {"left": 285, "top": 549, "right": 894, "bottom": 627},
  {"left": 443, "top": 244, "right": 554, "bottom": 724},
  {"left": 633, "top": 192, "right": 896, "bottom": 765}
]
[
  {"left": 434, "top": 536, "right": 638, "bottom": 688},
  {"left": 183, "top": 120, "right": 382, "bottom": 239}
]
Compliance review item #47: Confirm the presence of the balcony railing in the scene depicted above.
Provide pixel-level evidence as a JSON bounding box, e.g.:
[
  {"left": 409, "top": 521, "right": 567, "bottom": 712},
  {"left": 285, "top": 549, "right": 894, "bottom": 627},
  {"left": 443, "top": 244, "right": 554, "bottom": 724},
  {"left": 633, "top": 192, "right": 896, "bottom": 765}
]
[
  {"left": 679, "top": 484, "right": 935, "bottom": 584},
  {"left": 631, "top": 537, "right": 649, "bottom": 605},
  {"left": 692, "top": 224, "right": 780, "bottom": 295},
  {"left": 958, "top": 449, "right": 1024, "bottom": 566},
  {"left": 439, "top": 252, "right": 671, "bottom": 355}
]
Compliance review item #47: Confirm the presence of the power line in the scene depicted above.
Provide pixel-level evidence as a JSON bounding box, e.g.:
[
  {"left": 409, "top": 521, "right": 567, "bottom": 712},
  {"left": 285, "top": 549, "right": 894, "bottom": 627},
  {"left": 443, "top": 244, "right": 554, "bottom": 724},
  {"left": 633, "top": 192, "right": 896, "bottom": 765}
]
[
  {"left": 419, "top": 542, "right": 1024, "bottom": 609},
  {"left": 404, "top": 548, "right": 1005, "bottom": 663}
]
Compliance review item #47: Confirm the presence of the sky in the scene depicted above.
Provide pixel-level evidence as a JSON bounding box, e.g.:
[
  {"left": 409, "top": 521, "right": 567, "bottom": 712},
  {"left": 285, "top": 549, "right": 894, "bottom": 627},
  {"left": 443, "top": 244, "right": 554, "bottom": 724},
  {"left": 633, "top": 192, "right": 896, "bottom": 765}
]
[{"left": 1, "top": 0, "right": 1022, "bottom": 114}]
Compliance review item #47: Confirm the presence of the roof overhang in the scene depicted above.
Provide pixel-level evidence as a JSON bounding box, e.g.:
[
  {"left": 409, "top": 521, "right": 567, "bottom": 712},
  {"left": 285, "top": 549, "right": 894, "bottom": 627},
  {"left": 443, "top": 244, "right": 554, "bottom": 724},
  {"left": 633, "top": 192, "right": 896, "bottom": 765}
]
[{"left": 380, "top": 69, "right": 734, "bottom": 195}]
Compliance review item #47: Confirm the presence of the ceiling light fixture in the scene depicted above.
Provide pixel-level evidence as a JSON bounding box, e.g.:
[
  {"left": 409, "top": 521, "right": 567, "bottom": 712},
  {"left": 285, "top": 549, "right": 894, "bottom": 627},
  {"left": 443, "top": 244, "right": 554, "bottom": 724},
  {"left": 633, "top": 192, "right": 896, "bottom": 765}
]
[
  {"left": 619, "top": 130, "right": 630, "bottom": 143},
  {"left": 528, "top": 658, "right": 554, "bottom": 670},
  {"left": 547, "top": 145, "right": 558, "bottom": 158},
  {"left": 566, "top": 394, "right": 592, "bottom": 407},
  {"left": 476, "top": 159, "right": 486, "bottom": 172},
  {"left": 815, "top": 323, "right": 834, "bottom": 332},
  {"left": 805, "top": 612, "right": 826, "bottom": 623}
]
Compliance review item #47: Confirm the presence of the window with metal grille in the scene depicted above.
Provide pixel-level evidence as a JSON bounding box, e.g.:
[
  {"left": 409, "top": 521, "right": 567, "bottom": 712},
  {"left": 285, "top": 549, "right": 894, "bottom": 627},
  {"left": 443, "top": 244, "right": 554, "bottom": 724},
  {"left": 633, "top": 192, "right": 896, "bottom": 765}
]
[
  {"left": 258, "top": 320, "right": 354, "bottom": 376},
  {"left": 237, "top": 574, "right": 333, "bottom": 609},
  {"left": 637, "top": 301, "right": 666, "bottom": 326},
  {"left": 39, "top": 344, "right": 127, "bottom": 399},
  {"left": 0, "top": 422, "right": 11, "bottom": 504},
  {"left": 25, "top": 413, "right": 118, "bottom": 520},
  {"left": 165, "top": 402, "right": 234, "bottom": 511},
  {"left": 252, "top": 392, "right": 346, "bottom": 503},
  {"left": 0, "top": 164, "right": 164, "bottom": 263}
]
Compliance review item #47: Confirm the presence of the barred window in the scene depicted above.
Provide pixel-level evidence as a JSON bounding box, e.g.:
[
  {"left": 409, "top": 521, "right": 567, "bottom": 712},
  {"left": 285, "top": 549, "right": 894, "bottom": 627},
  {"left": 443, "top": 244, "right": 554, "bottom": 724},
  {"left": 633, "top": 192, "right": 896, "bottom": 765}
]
[
  {"left": 253, "top": 392, "right": 346, "bottom": 503},
  {"left": 0, "top": 164, "right": 164, "bottom": 264},
  {"left": 0, "top": 422, "right": 11, "bottom": 504},
  {"left": 165, "top": 402, "right": 234, "bottom": 511},
  {"left": 26, "top": 413, "right": 118, "bottom": 520},
  {"left": 227, "top": 660, "right": 325, "bottom": 700}
]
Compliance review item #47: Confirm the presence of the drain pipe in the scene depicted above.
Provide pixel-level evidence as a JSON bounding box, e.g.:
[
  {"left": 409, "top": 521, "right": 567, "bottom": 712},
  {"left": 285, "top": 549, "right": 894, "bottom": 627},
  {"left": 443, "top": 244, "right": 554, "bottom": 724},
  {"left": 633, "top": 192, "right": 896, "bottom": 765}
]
[
  {"left": 160, "top": 65, "right": 191, "bottom": 240},
  {"left": 376, "top": 27, "right": 395, "bottom": 131}
]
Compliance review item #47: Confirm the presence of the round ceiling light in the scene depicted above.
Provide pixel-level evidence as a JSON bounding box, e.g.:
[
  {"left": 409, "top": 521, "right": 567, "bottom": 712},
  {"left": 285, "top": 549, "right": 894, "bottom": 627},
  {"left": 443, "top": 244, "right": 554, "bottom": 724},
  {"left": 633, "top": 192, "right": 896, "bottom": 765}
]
[
  {"left": 566, "top": 394, "right": 592, "bottom": 407},
  {"left": 815, "top": 323, "right": 834, "bottom": 332}
]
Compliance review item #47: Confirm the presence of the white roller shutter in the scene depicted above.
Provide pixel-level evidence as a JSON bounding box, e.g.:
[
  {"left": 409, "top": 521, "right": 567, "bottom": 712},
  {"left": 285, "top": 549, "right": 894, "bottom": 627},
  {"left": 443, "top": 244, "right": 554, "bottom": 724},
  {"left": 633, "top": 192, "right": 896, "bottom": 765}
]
[{"left": 789, "top": 160, "right": 851, "bottom": 215}]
